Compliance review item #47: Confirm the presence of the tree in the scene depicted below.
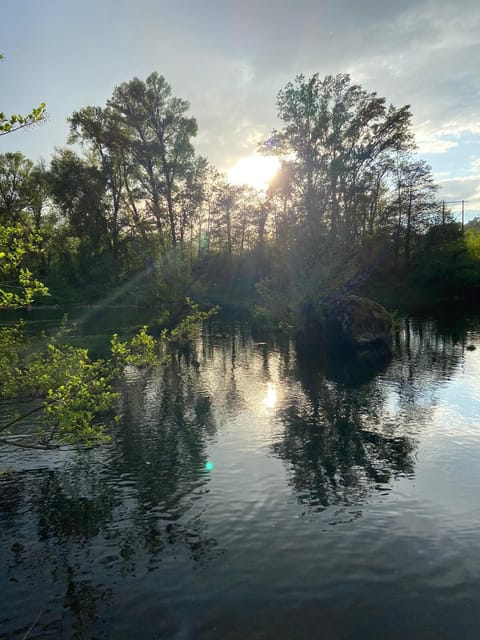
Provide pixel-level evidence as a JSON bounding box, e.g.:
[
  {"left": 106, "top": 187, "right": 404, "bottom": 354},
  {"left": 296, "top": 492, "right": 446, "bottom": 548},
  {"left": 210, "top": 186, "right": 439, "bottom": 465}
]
[
  {"left": 0, "top": 61, "right": 48, "bottom": 308},
  {"left": 49, "top": 149, "right": 109, "bottom": 248},
  {"left": 392, "top": 156, "right": 439, "bottom": 267},
  {"left": 0, "top": 60, "right": 164, "bottom": 453},
  {"left": 69, "top": 106, "right": 128, "bottom": 259},
  {"left": 108, "top": 72, "right": 198, "bottom": 246},
  {"left": 262, "top": 73, "right": 414, "bottom": 241},
  {"left": 24, "top": 160, "right": 51, "bottom": 230},
  {"left": 177, "top": 155, "right": 209, "bottom": 252},
  {"left": 0, "top": 152, "right": 34, "bottom": 224},
  {"left": 0, "top": 225, "right": 48, "bottom": 308},
  {"left": 0, "top": 324, "right": 158, "bottom": 450},
  {"left": 256, "top": 74, "right": 426, "bottom": 324}
]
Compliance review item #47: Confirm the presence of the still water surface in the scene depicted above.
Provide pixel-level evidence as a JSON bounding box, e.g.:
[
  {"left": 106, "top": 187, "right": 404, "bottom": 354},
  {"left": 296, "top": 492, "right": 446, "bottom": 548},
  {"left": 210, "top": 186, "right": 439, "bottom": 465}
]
[{"left": 1, "top": 311, "right": 480, "bottom": 639}]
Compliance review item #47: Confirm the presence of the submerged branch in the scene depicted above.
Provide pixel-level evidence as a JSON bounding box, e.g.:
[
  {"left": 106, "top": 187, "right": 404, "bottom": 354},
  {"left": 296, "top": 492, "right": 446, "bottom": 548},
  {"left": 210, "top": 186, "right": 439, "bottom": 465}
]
[
  {"left": 0, "top": 436, "right": 57, "bottom": 450},
  {"left": 0, "top": 403, "right": 45, "bottom": 434},
  {"left": 0, "top": 397, "right": 38, "bottom": 406},
  {"left": 22, "top": 610, "right": 43, "bottom": 640}
]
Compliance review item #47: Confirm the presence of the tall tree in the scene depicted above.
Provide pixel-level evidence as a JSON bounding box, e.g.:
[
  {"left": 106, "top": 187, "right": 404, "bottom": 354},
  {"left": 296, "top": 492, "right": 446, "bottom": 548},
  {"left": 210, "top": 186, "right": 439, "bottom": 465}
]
[
  {"left": 108, "top": 72, "right": 198, "bottom": 247},
  {"left": 262, "top": 73, "right": 414, "bottom": 241},
  {"left": 24, "top": 160, "right": 51, "bottom": 231},
  {"left": 49, "top": 149, "right": 109, "bottom": 252},
  {"left": 392, "top": 156, "right": 439, "bottom": 267},
  {"left": 0, "top": 152, "right": 34, "bottom": 224},
  {"left": 69, "top": 106, "right": 127, "bottom": 259}
]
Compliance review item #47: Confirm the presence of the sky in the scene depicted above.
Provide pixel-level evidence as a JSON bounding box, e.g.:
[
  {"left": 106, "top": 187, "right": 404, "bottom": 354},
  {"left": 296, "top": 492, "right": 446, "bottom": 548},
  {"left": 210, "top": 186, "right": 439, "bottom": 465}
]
[{"left": 1, "top": 0, "right": 479, "bottom": 220}]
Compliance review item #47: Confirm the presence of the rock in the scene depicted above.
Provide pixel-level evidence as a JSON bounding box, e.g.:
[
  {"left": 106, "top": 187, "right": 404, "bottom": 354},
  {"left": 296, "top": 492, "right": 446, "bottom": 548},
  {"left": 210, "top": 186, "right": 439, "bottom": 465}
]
[{"left": 323, "top": 295, "right": 393, "bottom": 347}]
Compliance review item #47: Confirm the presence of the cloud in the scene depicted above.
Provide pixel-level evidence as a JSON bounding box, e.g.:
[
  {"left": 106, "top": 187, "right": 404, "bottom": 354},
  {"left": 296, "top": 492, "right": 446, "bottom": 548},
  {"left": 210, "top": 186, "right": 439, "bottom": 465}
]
[
  {"left": 438, "top": 174, "right": 480, "bottom": 185},
  {"left": 2, "top": 0, "right": 479, "bottom": 186},
  {"left": 416, "top": 134, "right": 458, "bottom": 155},
  {"left": 414, "top": 123, "right": 480, "bottom": 155},
  {"left": 470, "top": 158, "right": 480, "bottom": 173},
  {"left": 204, "top": 0, "right": 480, "bottom": 170},
  {"left": 437, "top": 174, "right": 480, "bottom": 212}
]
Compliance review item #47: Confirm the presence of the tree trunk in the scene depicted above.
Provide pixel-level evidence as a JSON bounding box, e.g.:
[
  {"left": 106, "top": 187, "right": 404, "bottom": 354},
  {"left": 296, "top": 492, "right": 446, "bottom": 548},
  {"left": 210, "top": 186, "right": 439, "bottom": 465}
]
[{"left": 405, "top": 189, "right": 413, "bottom": 268}]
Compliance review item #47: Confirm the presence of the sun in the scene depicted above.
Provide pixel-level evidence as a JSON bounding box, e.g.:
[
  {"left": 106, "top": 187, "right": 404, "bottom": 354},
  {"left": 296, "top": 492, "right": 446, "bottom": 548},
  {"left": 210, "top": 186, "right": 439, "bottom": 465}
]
[{"left": 227, "top": 154, "right": 280, "bottom": 191}]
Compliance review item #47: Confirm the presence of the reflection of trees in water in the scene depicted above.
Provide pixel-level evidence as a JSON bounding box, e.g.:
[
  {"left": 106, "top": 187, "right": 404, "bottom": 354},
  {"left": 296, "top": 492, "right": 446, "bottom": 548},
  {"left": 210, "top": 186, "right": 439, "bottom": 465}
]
[
  {"left": 0, "top": 315, "right": 476, "bottom": 636},
  {"left": 198, "top": 319, "right": 296, "bottom": 420},
  {"left": 0, "top": 463, "right": 115, "bottom": 638},
  {"left": 115, "top": 355, "right": 216, "bottom": 508},
  {"left": 390, "top": 318, "right": 464, "bottom": 410},
  {"left": 273, "top": 374, "right": 416, "bottom": 509},
  {"left": 34, "top": 466, "right": 116, "bottom": 541},
  {"left": 0, "top": 356, "right": 219, "bottom": 638},
  {"left": 273, "top": 317, "right": 468, "bottom": 511},
  {"left": 103, "top": 356, "right": 220, "bottom": 569}
]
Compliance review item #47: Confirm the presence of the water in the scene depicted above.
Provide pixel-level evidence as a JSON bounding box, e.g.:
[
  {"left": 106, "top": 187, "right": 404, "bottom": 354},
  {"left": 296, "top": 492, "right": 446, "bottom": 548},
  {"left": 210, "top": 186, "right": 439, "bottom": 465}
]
[{"left": 1, "top": 312, "right": 480, "bottom": 639}]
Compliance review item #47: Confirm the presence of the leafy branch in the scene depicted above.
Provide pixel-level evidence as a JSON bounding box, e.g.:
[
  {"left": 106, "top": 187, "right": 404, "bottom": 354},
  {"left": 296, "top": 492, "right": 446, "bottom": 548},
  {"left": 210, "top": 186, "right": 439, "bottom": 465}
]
[
  {"left": 0, "top": 301, "right": 218, "bottom": 451},
  {"left": 0, "top": 54, "right": 46, "bottom": 136},
  {"left": 0, "top": 225, "right": 49, "bottom": 309}
]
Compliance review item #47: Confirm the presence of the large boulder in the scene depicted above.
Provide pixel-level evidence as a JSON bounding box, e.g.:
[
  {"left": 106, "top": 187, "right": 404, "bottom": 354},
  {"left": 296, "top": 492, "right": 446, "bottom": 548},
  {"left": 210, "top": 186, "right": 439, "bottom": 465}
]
[{"left": 323, "top": 295, "right": 393, "bottom": 347}]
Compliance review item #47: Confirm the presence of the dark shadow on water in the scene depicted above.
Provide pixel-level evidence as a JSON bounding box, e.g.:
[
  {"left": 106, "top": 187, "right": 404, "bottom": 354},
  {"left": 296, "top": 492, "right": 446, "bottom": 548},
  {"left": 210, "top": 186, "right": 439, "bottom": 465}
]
[
  {"left": 271, "top": 316, "right": 469, "bottom": 512},
  {"left": 273, "top": 341, "right": 413, "bottom": 510},
  {"left": 297, "top": 341, "right": 392, "bottom": 388}
]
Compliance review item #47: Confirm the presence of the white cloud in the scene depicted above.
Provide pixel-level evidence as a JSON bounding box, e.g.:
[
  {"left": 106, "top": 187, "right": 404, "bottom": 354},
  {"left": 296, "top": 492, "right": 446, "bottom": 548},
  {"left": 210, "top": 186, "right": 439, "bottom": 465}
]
[
  {"left": 438, "top": 122, "right": 480, "bottom": 138},
  {"left": 416, "top": 134, "right": 458, "bottom": 154},
  {"left": 2, "top": 0, "right": 480, "bottom": 185},
  {"left": 438, "top": 174, "right": 480, "bottom": 185},
  {"left": 470, "top": 158, "right": 480, "bottom": 173},
  {"left": 437, "top": 174, "right": 480, "bottom": 213},
  {"left": 233, "top": 61, "right": 255, "bottom": 88}
]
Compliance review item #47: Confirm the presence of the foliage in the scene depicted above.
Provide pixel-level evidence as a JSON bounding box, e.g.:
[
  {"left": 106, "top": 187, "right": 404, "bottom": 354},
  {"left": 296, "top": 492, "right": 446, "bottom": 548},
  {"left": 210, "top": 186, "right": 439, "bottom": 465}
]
[
  {"left": 108, "top": 72, "right": 200, "bottom": 247},
  {"left": 0, "top": 152, "right": 33, "bottom": 223},
  {"left": 111, "top": 326, "right": 157, "bottom": 368},
  {"left": 262, "top": 73, "right": 414, "bottom": 236},
  {"left": 465, "top": 228, "right": 480, "bottom": 261},
  {"left": 166, "top": 298, "right": 219, "bottom": 346},
  {"left": 0, "top": 224, "right": 49, "bottom": 308},
  {"left": 0, "top": 103, "right": 46, "bottom": 136},
  {"left": 255, "top": 277, "right": 292, "bottom": 326},
  {"left": 152, "top": 247, "right": 199, "bottom": 309},
  {"left": 49, "top": 149, "right": 110, "bottom": 249},
  {"left": 0, "top": 322, "right": 24, "bottom": 394},
  {"left": 30, "top": 345, "right": 116, "bottom": 446},
  {"left": 0, "top": 324, "right": 164, "bottom": 449},
  {"left": 0, "top": 58, "right": 219, "bottom": 453},
  {"left": 0, "top": 65, "right": 475, "bottom": 332},
  {"left": 254, "top": 73, "right": 443, "bottom": 321},
  {"left": 364, "top": 224, "right": 480, "bottom": 307},
  {"left": 0, "top": 67, "right": 49, "bottom": 309},
  {"left": 0, "top": 299, "right": 218, "bottom": 450}
]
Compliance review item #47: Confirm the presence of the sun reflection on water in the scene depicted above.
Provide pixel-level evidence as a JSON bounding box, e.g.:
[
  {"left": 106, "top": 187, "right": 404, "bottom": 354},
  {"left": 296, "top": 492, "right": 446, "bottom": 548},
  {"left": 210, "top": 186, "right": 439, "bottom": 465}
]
[{"left": 263, "top": 382, "right": 278, "bottom": 409}]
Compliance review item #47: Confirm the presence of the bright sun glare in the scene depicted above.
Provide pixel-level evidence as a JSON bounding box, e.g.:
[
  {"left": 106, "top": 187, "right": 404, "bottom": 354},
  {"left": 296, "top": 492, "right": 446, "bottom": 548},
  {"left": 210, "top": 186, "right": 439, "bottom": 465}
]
[
  {"left": 227, "top": 155, "right": 280, "bottom": 191},
  {"left": 263, "top": 382, "right": 278, "bottom": 410}
]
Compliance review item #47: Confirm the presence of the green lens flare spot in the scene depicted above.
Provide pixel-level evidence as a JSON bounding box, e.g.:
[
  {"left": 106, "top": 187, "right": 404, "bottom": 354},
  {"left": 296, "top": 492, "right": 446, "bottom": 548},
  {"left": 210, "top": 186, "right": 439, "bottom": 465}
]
[{"left": 205, "top": 461, "right": 214, "bottom": 472}]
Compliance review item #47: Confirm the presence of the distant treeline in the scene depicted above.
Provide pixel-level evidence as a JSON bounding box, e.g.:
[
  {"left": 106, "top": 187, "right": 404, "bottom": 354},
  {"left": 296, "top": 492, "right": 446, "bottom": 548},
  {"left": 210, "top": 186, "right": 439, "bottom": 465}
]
[{"left": 1, "top": 72, "right": 480, "bottom": 322}]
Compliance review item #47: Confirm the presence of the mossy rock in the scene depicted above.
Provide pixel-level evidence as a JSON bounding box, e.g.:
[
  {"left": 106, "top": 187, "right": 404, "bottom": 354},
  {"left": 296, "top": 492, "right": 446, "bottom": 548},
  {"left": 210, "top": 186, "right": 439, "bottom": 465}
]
[{"left": 323, "top": 295, "right": 393, "bottom": 347}]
